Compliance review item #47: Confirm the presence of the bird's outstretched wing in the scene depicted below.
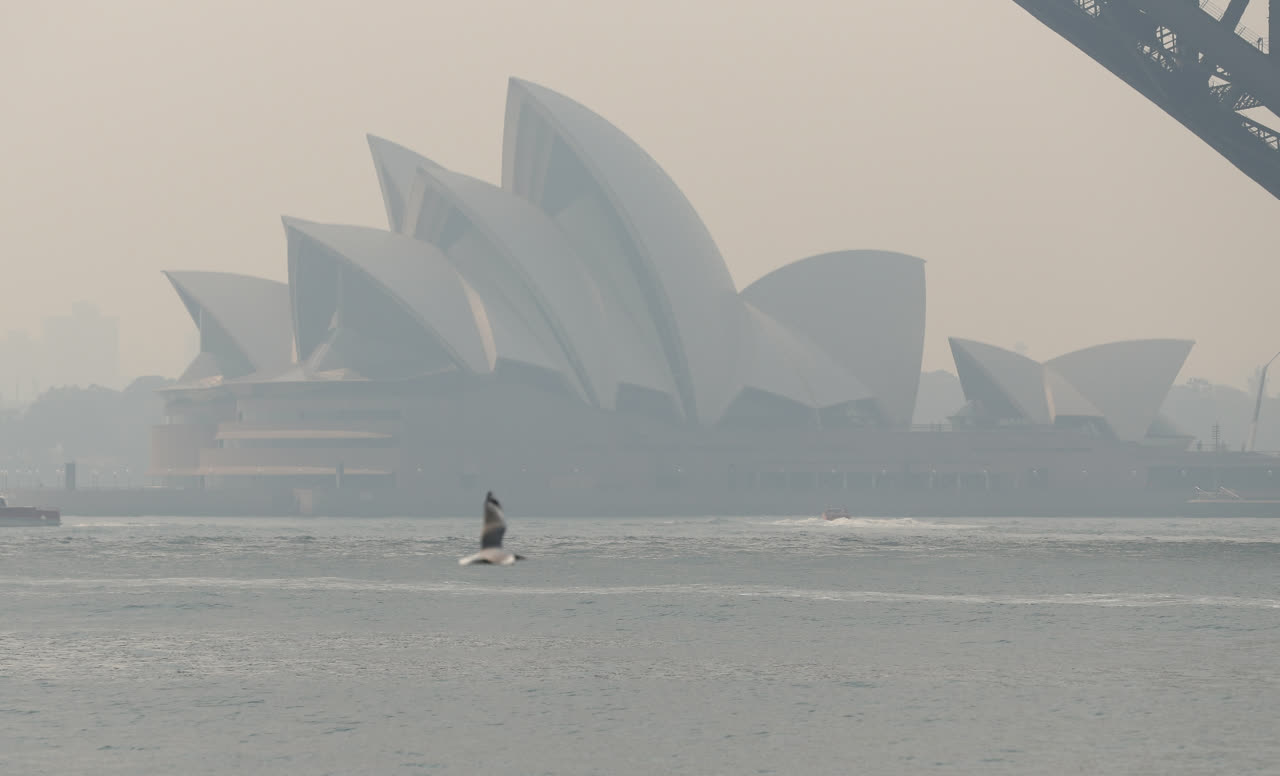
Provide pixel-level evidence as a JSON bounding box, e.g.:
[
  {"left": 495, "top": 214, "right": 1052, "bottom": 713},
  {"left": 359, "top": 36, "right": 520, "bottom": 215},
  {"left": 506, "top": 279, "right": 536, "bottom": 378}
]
[{"left": 481, "top": 492, "right": 506, "bottom": 549}]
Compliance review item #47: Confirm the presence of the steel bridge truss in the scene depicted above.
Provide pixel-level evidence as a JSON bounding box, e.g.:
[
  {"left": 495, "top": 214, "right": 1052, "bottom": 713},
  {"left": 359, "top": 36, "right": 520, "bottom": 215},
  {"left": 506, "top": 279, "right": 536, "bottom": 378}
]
[{"left": 1011, "top": 0, "right": 1280, "bottom": 198}]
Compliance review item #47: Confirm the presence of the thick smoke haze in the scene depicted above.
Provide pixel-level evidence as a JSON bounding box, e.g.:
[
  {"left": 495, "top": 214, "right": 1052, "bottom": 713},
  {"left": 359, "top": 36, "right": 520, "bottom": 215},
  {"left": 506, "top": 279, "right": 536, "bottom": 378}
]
[{"left": 3, "top": 0, "right": 1276, "bottom": 386}]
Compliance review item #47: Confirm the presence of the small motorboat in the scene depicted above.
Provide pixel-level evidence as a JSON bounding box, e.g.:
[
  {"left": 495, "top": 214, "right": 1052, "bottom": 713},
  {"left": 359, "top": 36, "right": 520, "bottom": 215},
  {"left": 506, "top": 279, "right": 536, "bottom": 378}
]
[
  {"left": 0, "top": 496, "right": 60, "bottom": 527},
  {"left": 822, "top": 506, "right": 850, "bottom": 520}
]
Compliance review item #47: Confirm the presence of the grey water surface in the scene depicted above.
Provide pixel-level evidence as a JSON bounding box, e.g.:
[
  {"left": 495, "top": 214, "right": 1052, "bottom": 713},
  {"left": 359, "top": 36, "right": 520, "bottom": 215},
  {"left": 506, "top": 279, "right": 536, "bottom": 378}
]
[{"left": 2, "top": 515, "right": 1278, "bottom": 775}]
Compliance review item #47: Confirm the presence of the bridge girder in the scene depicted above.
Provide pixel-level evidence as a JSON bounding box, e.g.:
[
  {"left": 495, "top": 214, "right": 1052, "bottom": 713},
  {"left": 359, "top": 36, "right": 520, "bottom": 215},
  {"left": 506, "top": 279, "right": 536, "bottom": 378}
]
[{"left": 1010, "top": 0, "right": 1280, "bottom": 198}]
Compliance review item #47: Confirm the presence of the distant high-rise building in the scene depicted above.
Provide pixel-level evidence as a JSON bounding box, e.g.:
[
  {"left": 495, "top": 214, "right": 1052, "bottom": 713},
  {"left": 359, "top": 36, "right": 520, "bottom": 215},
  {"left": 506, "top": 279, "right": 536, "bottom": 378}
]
[
  {"left": 0, "top": 329, "right": 38, "bottom": 403},
  {"left": 40, "top": 301, "right": 120, "bottom": 389}
]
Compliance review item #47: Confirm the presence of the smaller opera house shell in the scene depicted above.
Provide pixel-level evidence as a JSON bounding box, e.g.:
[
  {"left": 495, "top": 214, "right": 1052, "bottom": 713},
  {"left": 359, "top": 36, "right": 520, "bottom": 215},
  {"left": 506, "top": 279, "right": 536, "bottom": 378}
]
[
  {"left": 948, "top": 338, "right": 1194, "bottom": 443},
  {"left": 152, "top": 77, "right": 929, "bottom": 509}
]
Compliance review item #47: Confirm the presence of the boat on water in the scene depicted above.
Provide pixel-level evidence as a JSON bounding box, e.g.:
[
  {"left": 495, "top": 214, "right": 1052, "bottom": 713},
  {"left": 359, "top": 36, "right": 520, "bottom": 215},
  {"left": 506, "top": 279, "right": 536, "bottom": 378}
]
[
  {"left": 822, "top": 506, "right": 851, "bottom": 520},
  {"left": 1186, "top": 486, "right": 1280, "bottom": 503},
  {"left": 0, "top": 496, "right": 60, "bottom": 526},
  {"left": 1182, "top": 486, "right": 1280, "bottom": 515}
]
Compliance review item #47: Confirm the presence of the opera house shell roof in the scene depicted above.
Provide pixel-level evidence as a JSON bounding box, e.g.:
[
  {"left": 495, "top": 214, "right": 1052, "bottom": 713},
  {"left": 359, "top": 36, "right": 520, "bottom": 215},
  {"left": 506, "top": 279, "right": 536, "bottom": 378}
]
[
  {"left": 164, "top": 271, "right": 294, "bottom": 385},
  {"left": 948, "top": 337, "right": 1194, "bottom": 441},
  {"left": 165, "top": 77, "right": 929, "bottom": 429}
]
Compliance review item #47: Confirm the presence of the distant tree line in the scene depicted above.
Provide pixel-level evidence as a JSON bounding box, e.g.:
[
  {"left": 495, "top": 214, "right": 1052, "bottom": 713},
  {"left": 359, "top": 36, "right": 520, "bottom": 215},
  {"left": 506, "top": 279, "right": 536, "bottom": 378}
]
[
  {"left": 1162, "top": 376, "right": 1280, "bottom": 452},
  {"left": 0, "top": 376, "right": 170, "bottom": 485}
]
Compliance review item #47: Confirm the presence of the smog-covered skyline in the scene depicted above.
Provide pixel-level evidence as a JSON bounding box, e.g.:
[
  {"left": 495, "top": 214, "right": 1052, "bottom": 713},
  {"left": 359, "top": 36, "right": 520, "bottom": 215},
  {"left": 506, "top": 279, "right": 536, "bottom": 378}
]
[{"left": 3, "top": 0, "right": 1277, "bottom": 387}]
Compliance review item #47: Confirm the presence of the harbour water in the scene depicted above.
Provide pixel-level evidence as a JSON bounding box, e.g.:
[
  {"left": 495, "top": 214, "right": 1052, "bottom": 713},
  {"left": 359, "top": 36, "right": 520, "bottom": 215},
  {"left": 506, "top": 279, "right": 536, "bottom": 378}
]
[{"left": 2, "top": 515, "right": 1278, "bottom": 774}]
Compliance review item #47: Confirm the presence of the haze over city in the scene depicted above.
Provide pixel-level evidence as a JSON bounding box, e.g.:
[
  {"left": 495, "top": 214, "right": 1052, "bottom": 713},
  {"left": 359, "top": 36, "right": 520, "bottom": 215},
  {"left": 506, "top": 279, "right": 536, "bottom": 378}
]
[
  {"left": 3, "top": 0, "right": 1277, "bottom": 388},
  {"left": 7, "top": 4, "right": 1280, "bottom": 774}
]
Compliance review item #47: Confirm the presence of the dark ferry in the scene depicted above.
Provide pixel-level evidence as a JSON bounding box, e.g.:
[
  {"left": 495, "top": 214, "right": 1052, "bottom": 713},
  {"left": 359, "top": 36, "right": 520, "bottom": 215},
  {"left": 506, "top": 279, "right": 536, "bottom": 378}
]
[{"left": 0, "top": 496, "right": 61, "bottom": 526}]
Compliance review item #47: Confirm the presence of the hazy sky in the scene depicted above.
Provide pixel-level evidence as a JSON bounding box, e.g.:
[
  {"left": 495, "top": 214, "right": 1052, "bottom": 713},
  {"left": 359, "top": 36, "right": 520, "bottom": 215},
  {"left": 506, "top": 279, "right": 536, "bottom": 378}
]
[{"left": 3, "top": 0, "right": 1277, "bottom": 387}]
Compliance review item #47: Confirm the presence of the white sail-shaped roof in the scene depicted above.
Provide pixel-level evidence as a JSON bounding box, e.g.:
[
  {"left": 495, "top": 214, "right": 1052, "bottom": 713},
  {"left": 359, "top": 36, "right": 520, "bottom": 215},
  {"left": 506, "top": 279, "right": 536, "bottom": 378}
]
[
  {"left": 736, "top": 303, "right": 873, "bottom": 411},
  {"left": 367, "top": 135, "right": 440, "bottom": 234},
  {"left": 402, "top": 163, "right": 639, "bottom": 409},
  {"left": 548, "top": 193, "right": 682, "bottom": 410},
  {"left": 164, "top": 271, "right": 294, "bottom": 380},
  {"left": 1046, "top": 340, "right": 1194, "bottom": 441},
  {"left": 393, "top": 162, "right": 620, "bottom": 406},
  {"left": 1044, "top": 367, "right": 1104, "bottom": 419},
  {"left": 283, "top": 218, "right": 496, "bottom": 375},
  {"left": 501, "top": 77, "right": 740, "bottom": 424},
  {"left": 416, "top": 165, "right": 633, "bottom": 407},
  {"left": 740, "top": 250, "right": 926, "bottom": 426},
  {"left": 949, "top": 338, "right": 1051, "bottom": 425}
]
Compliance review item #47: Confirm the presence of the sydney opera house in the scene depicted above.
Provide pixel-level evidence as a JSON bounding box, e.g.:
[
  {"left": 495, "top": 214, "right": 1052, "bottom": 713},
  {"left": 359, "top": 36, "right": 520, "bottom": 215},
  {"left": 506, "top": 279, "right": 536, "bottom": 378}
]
[{"left": 150, "top": 78, "right": 1249, "bottom": 516}]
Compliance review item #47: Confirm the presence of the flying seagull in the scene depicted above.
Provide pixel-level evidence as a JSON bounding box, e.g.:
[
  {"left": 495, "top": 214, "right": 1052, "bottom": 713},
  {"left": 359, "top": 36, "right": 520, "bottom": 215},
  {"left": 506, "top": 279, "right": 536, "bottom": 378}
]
[{"left": 458, "top": 491, "right": 526, "bottom": 566}]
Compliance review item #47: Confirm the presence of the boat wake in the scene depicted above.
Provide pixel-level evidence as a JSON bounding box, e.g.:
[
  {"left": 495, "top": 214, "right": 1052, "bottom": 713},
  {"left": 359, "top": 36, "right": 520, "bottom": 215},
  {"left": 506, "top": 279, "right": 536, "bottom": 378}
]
[
  {"left": 2, "top": 576, "right": 1276, "bottom": 609},
  {"left": 769, "top": 516, "right": 985, "bottom": 530}
]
